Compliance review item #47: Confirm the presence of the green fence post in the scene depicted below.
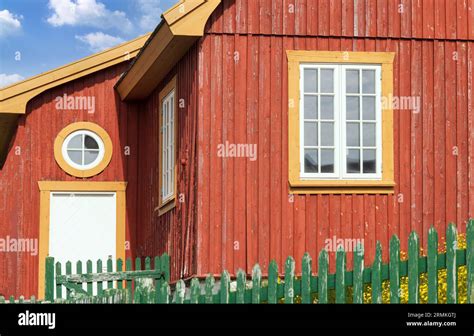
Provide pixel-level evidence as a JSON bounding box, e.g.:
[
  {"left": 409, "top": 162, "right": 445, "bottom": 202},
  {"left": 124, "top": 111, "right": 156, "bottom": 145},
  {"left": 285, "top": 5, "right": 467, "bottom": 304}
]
[
  {"left": 268, "top": 260, "right": 278, "bottom": 304},
  {"left": 467, "top": 219, "right": 474, "bottom": 303},
  {"left": 336, "top": 247, "right": 346, "bottom": 303},
  {"left": 45, "top": 256, "right": 54, "bottom": 302},
  {"left": 284, "top": 256, "right": 295, "bottom": 304},
  {"left": 161, "top": 253, "right": 170, "bottom": 283},
  {"left": 86, "top": 260, "right": 93, "bottom": 296},
  {"left": 372, "top": 242, "right": 382, "bottom": 304},
  {"left": 220, "top": 270, "right": 230, "bottom": 304},
  {"left": 236, "top": 269, "right": 246, "bottom": 304},
  {"left": 408, "top": 231, "right": 419, "bottom": 304},
  {"left": 158, "top": 281, "right": 170, "bottom": 304},
  {"left": 55, "top": 261, "right": 62, "bottom": 300},
  {"left": 389, "top": 235, "right": 400, "bottom": 304},
  {"left": 65, "top": 261, "right": 72, "bottom": 299},
  {"left": 302, "top": 253, "right": 312, "bottom": 304},
  {"left": 205, "top": 275, "right": 215, "bottom": 304},
  {"left": 252, "top": 264, "right": 262, "bottom": 304},
  {"left": 175, "top": 280, "right": 186, "bottom": 304},
  {"left": 97, "top": 259, "right": 103, "bottom": 297},
  {"left": 126, "top": 258, "right": 132, "bottom": 303},
  {"left": 427, "top": 226, "right": 438, "bottom": 303},
  {"left": 76, "top": 261, "right": 83, "bottom": 297},
  {"left": 116, "top": 258, "right": 123, "bottom": 290},
  {"left": 353, "top": 243, "right": 364, "bottom": 304},
  {"left": 446, "top": 224, "right": 457, "bottom": 304},
  {"left": 107, "top": 257, "right": 113, "bottom": 289},
  {"left": 190, "top": 278, "right": 201, "bottom": 304},
  {"left": 318, "top": 249, "right": 329, "bottom": 304}
]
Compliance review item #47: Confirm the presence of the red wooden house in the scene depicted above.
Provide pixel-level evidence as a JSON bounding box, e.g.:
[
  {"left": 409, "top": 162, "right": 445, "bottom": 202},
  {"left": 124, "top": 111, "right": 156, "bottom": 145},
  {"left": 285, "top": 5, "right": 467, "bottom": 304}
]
[{"left": 0, "top": 0, "right": 473, "bottom": 298}]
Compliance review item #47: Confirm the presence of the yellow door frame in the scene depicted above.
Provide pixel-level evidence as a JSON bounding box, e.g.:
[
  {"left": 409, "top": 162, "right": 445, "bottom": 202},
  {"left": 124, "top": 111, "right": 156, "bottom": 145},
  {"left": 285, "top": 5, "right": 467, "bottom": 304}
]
[{"left": 37, "top": 181, "right": 127, "bottom": 299}]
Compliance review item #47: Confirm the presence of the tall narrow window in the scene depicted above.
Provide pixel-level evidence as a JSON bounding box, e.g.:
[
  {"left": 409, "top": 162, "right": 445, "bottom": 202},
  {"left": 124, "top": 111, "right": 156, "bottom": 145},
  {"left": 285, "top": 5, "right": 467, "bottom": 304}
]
[
  {"left": 161, "top": 89, "right": 175, "bottom": 204},
  {"left": 158, "top": 76, "right": 177, "bottom": 214}
]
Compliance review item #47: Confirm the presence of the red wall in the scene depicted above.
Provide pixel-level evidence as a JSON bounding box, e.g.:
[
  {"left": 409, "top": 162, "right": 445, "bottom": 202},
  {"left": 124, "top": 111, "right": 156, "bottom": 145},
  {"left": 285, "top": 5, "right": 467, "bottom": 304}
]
[
  {"left": 0, "top": 63, "right": 141, "bottom": 297},
  {"left": 194, "top": 0, "right": 474, "bottom": 277},
  {"left": 134, "top": 44, "right": 200, "bottom": 281}
]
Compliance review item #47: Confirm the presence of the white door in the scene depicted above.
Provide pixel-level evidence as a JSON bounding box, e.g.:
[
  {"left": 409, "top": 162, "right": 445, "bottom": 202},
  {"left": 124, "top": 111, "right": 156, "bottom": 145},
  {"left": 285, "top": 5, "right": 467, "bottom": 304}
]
[{"left": 49, "top": 192, "right": 117, "bottom": 271}]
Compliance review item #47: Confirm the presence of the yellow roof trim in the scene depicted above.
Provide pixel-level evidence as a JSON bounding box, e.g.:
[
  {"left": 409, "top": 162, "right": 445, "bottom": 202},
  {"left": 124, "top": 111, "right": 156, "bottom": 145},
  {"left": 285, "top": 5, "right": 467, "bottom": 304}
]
[
  {"left": 116, "top": 0, "right": 221, "bottom": 100},
  {"left": 0, "top": 33, "right": 151, "bottom": 115}
]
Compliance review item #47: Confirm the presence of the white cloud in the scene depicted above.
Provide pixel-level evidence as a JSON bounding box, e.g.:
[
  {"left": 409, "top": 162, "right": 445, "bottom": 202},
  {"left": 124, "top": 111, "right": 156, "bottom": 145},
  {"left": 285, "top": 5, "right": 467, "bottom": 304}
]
[
  {"left": 75, "top": 32, "right": 124, "bottom": 52},
  {"left": 47, "top": 0, "right": 133, "bottom": 32},
  {"left": 136, "top": 0, "right": 162, "bottom": 31},
  {"left": 0, "top": 74, "right": 24, "bottom": 88},
  {"left": 0, "top": 10, "right": 22, "bottom": 37}
]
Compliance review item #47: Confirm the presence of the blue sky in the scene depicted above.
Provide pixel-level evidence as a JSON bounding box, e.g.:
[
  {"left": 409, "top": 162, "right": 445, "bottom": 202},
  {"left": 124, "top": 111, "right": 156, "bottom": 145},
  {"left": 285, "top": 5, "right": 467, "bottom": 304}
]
[{"left": 0, "top": 0, "right": 177, "bottom": 88}]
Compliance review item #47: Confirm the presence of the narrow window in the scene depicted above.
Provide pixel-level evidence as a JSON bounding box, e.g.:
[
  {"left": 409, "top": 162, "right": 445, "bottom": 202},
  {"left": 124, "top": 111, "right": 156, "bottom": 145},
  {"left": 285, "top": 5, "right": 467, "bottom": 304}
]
[{"left": 161, "top": 90, "right": 175, "bottom": 203}]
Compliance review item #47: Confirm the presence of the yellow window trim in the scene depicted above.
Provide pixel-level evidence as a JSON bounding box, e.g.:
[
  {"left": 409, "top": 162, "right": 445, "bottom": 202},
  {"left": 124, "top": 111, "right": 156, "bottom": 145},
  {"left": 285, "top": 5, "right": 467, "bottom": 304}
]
[
  {"left": 37, "top": 181, "right": 127, "bottom": 299},
  {"left": 158, "top": 76, "right": 178, "bottom": 216},
  {"left": 287, "top": 50, "right": 395, "bottom": 194},
  {"left": 54, "top": 122, "right": 113, "bottom": 178}
]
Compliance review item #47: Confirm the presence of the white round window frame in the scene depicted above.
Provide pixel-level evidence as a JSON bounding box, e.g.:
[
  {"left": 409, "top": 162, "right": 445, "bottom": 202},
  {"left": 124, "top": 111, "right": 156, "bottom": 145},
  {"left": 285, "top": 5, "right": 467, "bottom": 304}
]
[{"left": 61, "top": 130, "right": 106, "bottom": 171}]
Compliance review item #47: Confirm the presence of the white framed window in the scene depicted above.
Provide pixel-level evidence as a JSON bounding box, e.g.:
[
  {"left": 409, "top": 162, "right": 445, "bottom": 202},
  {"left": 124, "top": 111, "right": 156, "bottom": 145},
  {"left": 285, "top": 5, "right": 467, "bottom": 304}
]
[
  {"left": 161, "top": 89, "right": 175, "bottom": 203},
  {"left": 61, "top": 130, "right": 105, "bottom": 171},
  {"left": 299, "top": 63, "right": 382, "bottom": 180}
]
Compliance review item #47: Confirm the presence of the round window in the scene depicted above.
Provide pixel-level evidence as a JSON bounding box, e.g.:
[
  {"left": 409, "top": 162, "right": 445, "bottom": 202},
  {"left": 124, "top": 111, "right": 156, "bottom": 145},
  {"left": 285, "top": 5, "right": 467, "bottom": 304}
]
[
  {"left": 54, "top": 122, "right": 113, "bottom": 178},
  {"left": 61, "top": 130, "right": 105, "bottom": 170}
]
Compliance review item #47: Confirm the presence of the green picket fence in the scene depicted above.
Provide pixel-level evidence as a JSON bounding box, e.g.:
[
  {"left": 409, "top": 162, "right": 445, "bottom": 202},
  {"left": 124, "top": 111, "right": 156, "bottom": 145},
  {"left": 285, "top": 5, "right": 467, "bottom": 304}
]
[
  {"left": 1, "top": 220, "right": 473, "bottom": 304},
  {"left": 44, "top": 253, "right": 170, "bottom": 302}
]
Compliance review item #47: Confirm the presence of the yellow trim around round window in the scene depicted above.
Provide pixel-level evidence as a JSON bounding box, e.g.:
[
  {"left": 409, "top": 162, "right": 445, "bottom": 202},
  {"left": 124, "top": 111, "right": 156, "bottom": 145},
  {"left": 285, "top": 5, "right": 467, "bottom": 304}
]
[{"left": 54, "top": 122, "right": 113, "bottom": 178}]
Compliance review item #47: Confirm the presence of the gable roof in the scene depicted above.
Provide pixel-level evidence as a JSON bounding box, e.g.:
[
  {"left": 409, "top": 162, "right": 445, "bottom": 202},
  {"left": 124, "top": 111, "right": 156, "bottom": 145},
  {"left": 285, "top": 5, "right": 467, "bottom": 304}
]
[
  {"left": 115, "top": 0, "right": 221, "bottom": 100},
  {"left": 0, "top": 34, "right": 150, "bottom": 167},
  {"left": 0, "top": 0, "right": 222, "bottom": 168}
]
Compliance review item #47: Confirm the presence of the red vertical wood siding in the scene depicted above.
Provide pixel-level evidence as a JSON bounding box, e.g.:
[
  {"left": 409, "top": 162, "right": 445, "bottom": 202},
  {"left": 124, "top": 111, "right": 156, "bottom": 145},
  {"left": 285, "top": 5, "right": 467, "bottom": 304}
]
[
  {"left": 134, "top": 45, "right": 199, "bottom": 282},
  {"left": 0, "top": 63, "right": 141, "bottom": 297},
  {"left": 195, "top": 0, "right": 474, "bottom": 276}
]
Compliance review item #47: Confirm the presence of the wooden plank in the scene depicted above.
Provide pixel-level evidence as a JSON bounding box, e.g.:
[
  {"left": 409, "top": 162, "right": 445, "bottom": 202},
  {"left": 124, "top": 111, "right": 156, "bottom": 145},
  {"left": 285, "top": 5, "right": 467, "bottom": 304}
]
[
  {"left": 55, "top": 262, "right": 62, "bottom": 300},
  {"left": 433, "top": 40, "right": 446, "bottom": 231},
  {"left": 190, "top": 278, "right": 200, "bottom": 304},
  {"left": 446, "top": 224, "right": 457, "bottom": 303},
  {"left": 45, "top": 257, "right": 54, "bottom": 302},
  {"left": 65, "top": 261, "right": 72, "bottom": 300},
  {"left": 353, "top": 243, "right": 364, "bottom": 304},
  {"left": 175, "top": 280, "right": 185, "bottom": 304},
  {"left": 456, "top": 42, "right": 469, "bottom": 228},
  {"left": 434, "top": 0, "right": 446, "bottom": 39},
  {"left": 371, "top": 242, "right": 382, "bottom": 304},
  {"left": 97, "top": 260, "right": 103, "bottom": 296},
  {"left": 408, "top": 232, "right": 419, "bottom": 304},
  {"left": 268, "top": 260, "right": 278, "bottom": 304},
  {"left": 86, "top": 260, "right": 93, "bottom": 296},
  {"left": 284, "top": 256, "right": 295, "bottom": 304},
  {"left": 389, "top": 235, "right": 400, "bottom": 304},
  {"left": 427, "top": 226, "right": 438, "bottom": 303},
  {"left": 336, "top": 247, "right": 346, "bottom": 303},
  {"left": 445, "top": 41, "right": 458, "bottom": 225},
  {"left": 318, "top": 250, "right": 328, "bottom": 304},
  {"left": 252, "top": 264, "right": 261, "bottom": 303},
  {"left": 301, "top": 253, "right": 311, "bottom": 304},
  {"left": 236, "top": 269, "right": 246, "bottom": 304},
  {"left": 107, "top": 258, "right": 113, "bottom": 289},
  {"left": 205, "top": 275, "right": 215, "bottom": 304},
  {"left": 220, "top": 270, "right": 230, "bottom": 304}
]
